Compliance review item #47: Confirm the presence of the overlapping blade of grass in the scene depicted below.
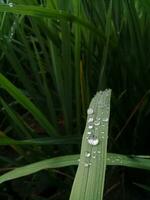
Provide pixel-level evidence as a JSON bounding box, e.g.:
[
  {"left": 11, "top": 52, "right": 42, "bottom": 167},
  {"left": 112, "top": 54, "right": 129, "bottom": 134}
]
[
  {"left": 0, "top": 73, "right": 58, "bottom": 136},
  {"left": 0, "top": 4, "right": 104, "bottom": 37},
  {"left": 0, "top": 98, "right": 33, "bottom": 138},
  {"left": 98, "top": 0, "right": 112, "bottom": 90},
  {"left": 73, "top": 0, "right": 82, "bottom": 133},
  {"left": 134, "top": 183, "right": 150, "bottom": 192},
  {"left": 70, "top": 90, "right": 111, "bottom": 200},
  {"left": 2, "top": 40, "right": 38, "bottom": 100},
  {"left": 0, "top": 134, "right": 80, "bottom": 146},
  {"left": 0, "top": 155, "right": 79, "bottom": 184},
  {"left": 0, "top": 153, "right": 150, "bottom": 185},
  {"left": 20, "top": 18, "right": 58, "bottom": 126},
  {"left": 57, "top": 1, "right": 73, "bottom": 134}
]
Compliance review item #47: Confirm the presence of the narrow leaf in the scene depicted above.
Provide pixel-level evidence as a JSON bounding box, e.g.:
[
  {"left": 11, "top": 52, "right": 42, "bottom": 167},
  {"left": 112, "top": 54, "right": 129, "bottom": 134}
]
[
  {"left": 0, "top": 153, "right": 150, "bottom": 185},
  {"left": 70, "top": 89, "right": 111, "bottom": 200},
  {"left": 0, "top": 73, "right": 57, "bottom": 136}
]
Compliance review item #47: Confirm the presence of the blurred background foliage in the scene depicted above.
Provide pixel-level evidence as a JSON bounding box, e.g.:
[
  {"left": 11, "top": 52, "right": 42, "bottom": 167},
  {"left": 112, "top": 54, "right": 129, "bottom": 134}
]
[{"left": 0, "top": 0, "right": 150, "bottom": 199}]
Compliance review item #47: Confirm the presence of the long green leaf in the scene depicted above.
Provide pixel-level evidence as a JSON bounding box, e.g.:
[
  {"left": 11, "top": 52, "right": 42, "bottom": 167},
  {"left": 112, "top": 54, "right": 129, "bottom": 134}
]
[
  {"left": 70, "top": 89, "right": 111, "bottom": 200},
  {"left": 0, "top": 4, "right": 104, "bottom": 39},
  {"left": 0, "top": 73, "right": 57, "bottom": 136},
  {"left": 0, "top": 134, "right": 80, "bottom": 146},
  {"left": 0, "top": 153, "right": 150, "bottom": 185}
]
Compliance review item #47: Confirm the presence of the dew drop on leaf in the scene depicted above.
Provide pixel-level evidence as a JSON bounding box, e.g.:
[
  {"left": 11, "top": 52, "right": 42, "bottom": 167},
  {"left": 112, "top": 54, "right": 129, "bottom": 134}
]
[
  {"left": 88, "top": 125, "right": 93, "bottom": 129},
  {"left": 88, "top": 117, "right": 94, "bottom": 123},
  {"left": 94, "top": 120, "right": 100, "bottom": 126},
  {"left": 85, "top": 152, "right": 91, "bottom": 158},
  {"left": 84, "top": 163, "right": 89, "bottom": 167},
  {"left": 102, "top": 118, "right": 109, "bottom": 122},
  {"left": 87, "top": 135, "right": 99, "bottom": 146},
  {"left": 87, "top": 131, "right": 92, "bottom": 135},
  {"left": 8, "top": 3, "right": 14, "bottom": 7},
  {"left": 87, "top": 108, "right": 94, "bottom": 115}
]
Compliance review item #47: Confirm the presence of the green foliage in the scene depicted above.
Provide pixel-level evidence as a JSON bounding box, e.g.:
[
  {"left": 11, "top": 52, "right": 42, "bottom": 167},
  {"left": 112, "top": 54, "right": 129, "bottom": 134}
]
[{"left": 0, "top": 0, "right": 150, "bottom": 199}]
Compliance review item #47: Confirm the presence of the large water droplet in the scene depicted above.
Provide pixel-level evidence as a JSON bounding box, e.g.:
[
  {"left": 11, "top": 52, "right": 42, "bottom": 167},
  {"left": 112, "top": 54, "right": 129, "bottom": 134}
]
[
  {"left": 87, "top": 108, "right": 94, "bottom": 115},
  {"left": 85, "top": 151, "right": 91, "bottom": 158},
  {"left": 88, "top": 117, "right": 94, "bottom": 123},
  {"left": 87, "top": 135, "right": 99, "bottom": 146},
  {"left": 97, "top": 150, "right": 101, "bottom": 154}
]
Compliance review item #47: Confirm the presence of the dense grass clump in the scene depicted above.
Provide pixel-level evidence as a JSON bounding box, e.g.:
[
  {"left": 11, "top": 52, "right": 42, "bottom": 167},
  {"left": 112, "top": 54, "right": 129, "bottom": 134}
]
[{"left": 0, "top": 0, "right": 150, "bottom": 199}]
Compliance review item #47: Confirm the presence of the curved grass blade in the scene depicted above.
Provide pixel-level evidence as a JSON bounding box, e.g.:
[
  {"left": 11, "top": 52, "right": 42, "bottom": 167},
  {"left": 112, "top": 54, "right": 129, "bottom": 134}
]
[
  {"left": 133, "top": 183, "right": 150, "bottom": 192},
  {"left": 0, "top": 153, "right": 150, "bottom": 185},
  {"left": 70, "top": 89, "right": 111, "bottom": 200},
  {"left": 0, "top": 98, "right": 32, "bottom": 137},
  {"left": 0, "top": 4, "right": 104, "bottom": 39},
  {"left": 0, "top": 73, "right": 57, "bottom": 136},
  {"left": 0, "top": 135, "right": 80, "bottom": 146},
  {"left": 0, "top": 155, "right": 79, "bottom": 184}
]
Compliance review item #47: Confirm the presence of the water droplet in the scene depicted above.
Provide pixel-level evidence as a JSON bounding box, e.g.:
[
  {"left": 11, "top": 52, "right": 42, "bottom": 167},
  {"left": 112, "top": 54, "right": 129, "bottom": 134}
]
[
  {"left": 78, "top": 159, "right": 80, "bottom": 162},
  {"left": 88, "top": 117, "right": 94, "bottom": 123},
  {"left": 97, "top": 151, "right": 101, "bottom": 154},
  {"left": 87, "top": 131, "right": 92, "bottom": 135},
  {"left": 102, "top": 118, "right": 109, "bottom": 122},
  {"left": 84, "top": 163, "right": 89, "bottom": 167},
  {"left": 94, "top": 120, "right": 100, "bottom": 126},
  {"left": 97, "top": 117, "right": 101, "bottom": 120},
  {"left": 87, "top": 135, "right": 99, "bottom": 146},
  {"left": 93, "top": 151, "right": 96, "bottom": 154},
  {"left": 88, "top": 125, "right": 93, "bottom": 129},
  {"left": 8, "top": 3, "right": 14, "bottom": 7},
  {"left": 87, "top": 108, "right": 94, "bottom": 115},
  {"left": 85, "top": 151, "right": 91, "bottom": 158},
  {"left": 92, "top": 155, "right": 96, "bottom": 158}
]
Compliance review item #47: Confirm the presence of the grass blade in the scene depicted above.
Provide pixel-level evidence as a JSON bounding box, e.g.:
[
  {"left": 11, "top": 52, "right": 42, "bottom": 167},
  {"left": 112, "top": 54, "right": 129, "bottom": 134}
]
[
  {"left": 0, "top": 4, "right": 104, "bottom": 38},
  {"left": 0, "top": 134, "right": 80, "bottom": 146},
  {"left": 0, "top": 155, "right": 79, "bottom": 184},
  {"left": 0, "top": 98, "right": 32, "bottom": 138},
  {"left": 0, "top": 73, "right": 57, "bottom": 136},
  {"left": 70, "top": 89, "right": 111, "bottom": 200},
  {"left": 0, "top": 153, "right": 150, "bottom": 185}
]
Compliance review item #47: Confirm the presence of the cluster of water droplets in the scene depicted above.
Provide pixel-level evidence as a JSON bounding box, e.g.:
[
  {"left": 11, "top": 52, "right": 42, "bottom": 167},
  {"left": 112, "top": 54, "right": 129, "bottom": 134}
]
[
  {"left": 107, "top": 155, "right": 123, "bottom": 165},
  {"left": 79, "top": 89, "right": 111, "bottom": 168},
  {"left": 86, "top": 107, "right": 101, "bottom": 146},
  {"left": 82, "top": 150, "right": 102, "bottom": 167}
]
